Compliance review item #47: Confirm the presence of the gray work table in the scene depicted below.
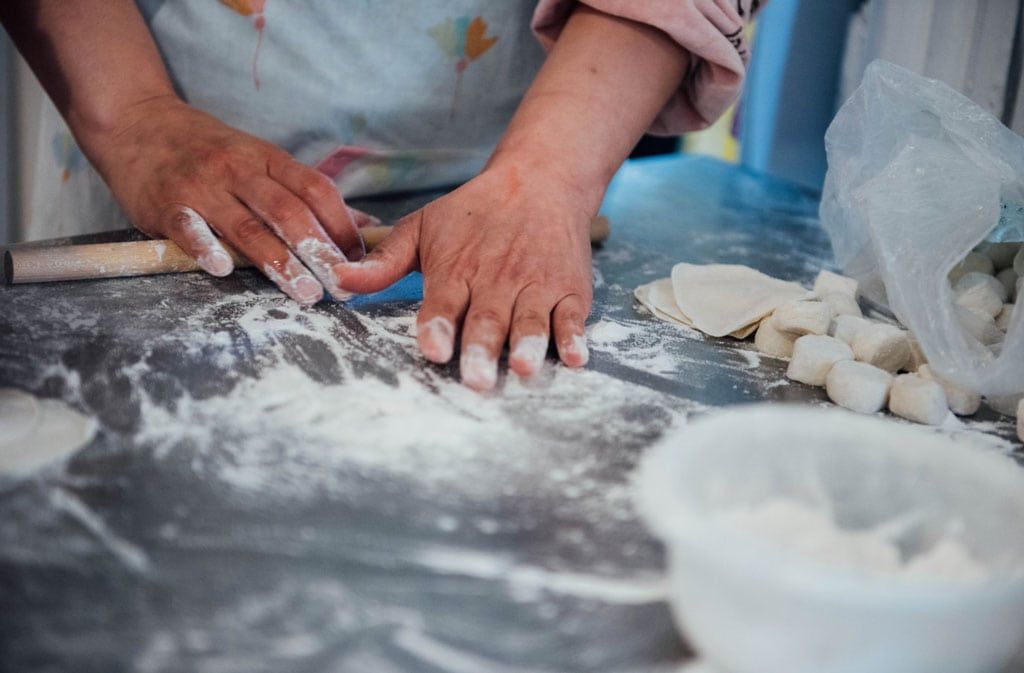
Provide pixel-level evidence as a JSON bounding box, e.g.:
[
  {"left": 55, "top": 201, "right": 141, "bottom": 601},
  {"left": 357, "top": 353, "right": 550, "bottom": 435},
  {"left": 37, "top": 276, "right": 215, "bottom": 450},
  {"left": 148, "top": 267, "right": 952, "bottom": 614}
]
[{"left": 1, "top": 156, "right": 1020, "bottom": 673}]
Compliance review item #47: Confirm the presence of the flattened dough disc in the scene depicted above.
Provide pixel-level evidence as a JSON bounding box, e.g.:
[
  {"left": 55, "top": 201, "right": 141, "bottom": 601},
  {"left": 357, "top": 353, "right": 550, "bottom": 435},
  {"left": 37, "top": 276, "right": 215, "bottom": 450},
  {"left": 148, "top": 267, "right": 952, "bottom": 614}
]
[
  {"left": 0, "top": 388, "right": 95, "bottom": 478},
  {"left": 671, "top": 263, "right": 809, "bottom": 338}
]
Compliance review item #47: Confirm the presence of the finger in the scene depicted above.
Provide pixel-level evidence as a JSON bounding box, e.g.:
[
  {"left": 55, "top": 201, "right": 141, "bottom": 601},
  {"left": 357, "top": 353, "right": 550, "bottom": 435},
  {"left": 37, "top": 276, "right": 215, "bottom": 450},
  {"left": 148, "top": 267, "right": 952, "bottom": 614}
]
[
  {"left": 162, "top": 205, "right": 234, "bottom": 277},
  {"left": 332, "top": 212, "right": 420, "bottom": 294},
  {"left": 552, "top": 294, "right": 590, "bottom": 368},
  {"left": 508, "top": 287, "right": 553, "bottom": 378},
  {"left": 201, "top": 197, "right": 323, "bottom": 306},
  {"left": 235, "top": 177, "right": 351, "bottom": 299},
  {"left": 269, "top": 160, "right": 365, "bottom": 261},
  {"left": 348, "top": 207, "right": 382, "bottom": 229},
  {"left": 459, "top": 288, "right": 514, "bottom": 391},
  {"left": 416, "top": 278, "right": 470, "bottom": 364}
]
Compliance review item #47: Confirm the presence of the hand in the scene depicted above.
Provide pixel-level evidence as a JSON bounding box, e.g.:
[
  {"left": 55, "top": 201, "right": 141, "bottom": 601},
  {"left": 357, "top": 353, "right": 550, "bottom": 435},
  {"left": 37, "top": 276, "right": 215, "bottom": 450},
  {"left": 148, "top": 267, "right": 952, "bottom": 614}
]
[
  {"left": 333, "top": 162, "right": 596, "bottom": 391},
  {"left": 88, "top": 95, "right": 364, "bottom": 305}
]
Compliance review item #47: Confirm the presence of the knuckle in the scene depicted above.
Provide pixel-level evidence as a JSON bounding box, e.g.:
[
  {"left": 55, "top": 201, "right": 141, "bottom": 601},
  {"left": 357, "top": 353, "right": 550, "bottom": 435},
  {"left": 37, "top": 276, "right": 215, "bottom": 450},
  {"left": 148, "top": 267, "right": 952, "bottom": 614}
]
[
  {"left": 514, "top": 308, "right": 547, "bottom": 325},
  {"left": 232, "top": 217, "right": 268, "bottom": 246},
  {"left": 202, "top": 146, "right": 239, "bottom": 173},
  {"left": 466, "top": 308, "right": 504, "bottom": 329},
  {"left": 264, "top": 193, "right": 307, "bottom": 225},
  {"left": 298, "top": 172, "right": 337, "bottom": 203}
]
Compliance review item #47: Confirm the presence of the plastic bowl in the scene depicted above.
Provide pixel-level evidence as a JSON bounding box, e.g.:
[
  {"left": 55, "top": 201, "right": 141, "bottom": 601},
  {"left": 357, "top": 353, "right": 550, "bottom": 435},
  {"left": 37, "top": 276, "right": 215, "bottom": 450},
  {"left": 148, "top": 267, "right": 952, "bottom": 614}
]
[{"left": 636, "top": 405, "right": 1024, "bottom": 673}]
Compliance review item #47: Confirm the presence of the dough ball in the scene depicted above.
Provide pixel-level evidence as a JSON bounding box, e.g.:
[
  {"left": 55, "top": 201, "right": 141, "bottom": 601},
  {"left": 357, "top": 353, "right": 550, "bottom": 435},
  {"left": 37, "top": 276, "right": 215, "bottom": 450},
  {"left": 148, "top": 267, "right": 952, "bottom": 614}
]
[
  {"left": 953, "top": 272, "right": 1007, "bottom": 317},
  {"left": 888, "top": 374, "right": 949, "bottom": 426},
  {"left": 950, "top": 252, "right": 994, "bottom": 285},
  {"left": 813, "top": 270, "right": 859, "bottom": 300},
  {"left": 0, "top": 388, "right": 96, "bottom": 478},
  {"left": 904, "top": 333, "right": 928, "bottom": 372},
  {"left": 754, "top": 315, "right": 797, "bottom": 359},
  {"left": 825, "top": 360, "right": 893, "bottom": 414},
  {"left": 917, "top": 364, "right": 981, "bottom": 416},
  {"left": 772, "top": 300, "right": 833, "bottom": 336},
  {"left": 996, "top": 304, "right": 1015, "bottom": 331},
  {"left": 1015, "top": 246, "right": 1024, "bottom": 275},
  {"left": 830, "top": 314, "right": 871, "bottom": 346},
  {"left": 786, "top": 335, "right": 854, "bottom": 386},
  {"left": 976, "top": 242, "right": 1020, "bottom": 271},
  {"left": 820, "top": 292, "right": 862, "bottom": 318},
  {"left": 996, "top": 268, "right": 1018, "bottom": 302},
  {"left": 851, "top": 323, "right": 910, "bottom": 373},
  {"left": 956, "top": 306, "right": 1004, "bottom": 346}
]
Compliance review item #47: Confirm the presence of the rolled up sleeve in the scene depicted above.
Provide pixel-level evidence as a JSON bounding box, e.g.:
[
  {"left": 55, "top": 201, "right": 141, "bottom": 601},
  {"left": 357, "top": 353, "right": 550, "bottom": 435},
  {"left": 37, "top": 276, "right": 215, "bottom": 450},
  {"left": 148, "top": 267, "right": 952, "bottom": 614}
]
[{"left": 532, "top": 0, "right": 763, "bottom": 134}]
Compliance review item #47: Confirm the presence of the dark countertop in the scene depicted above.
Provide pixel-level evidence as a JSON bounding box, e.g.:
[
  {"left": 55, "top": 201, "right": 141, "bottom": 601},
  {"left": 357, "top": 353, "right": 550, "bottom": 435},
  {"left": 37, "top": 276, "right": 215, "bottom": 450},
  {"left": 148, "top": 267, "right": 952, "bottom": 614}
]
[{"left": 1, "top": 156, "right": 1019, "bottom": 673}]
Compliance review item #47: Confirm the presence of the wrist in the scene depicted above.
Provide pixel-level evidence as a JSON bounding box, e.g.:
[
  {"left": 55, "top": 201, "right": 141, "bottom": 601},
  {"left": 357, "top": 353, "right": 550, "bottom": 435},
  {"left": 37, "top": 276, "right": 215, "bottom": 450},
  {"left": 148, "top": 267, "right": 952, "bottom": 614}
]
[
  {"left": 72, "top": 90, "right": 182, "bottom": 173},
  {"left": 486, "top": 141, "right": 610, "bottom": 216}
]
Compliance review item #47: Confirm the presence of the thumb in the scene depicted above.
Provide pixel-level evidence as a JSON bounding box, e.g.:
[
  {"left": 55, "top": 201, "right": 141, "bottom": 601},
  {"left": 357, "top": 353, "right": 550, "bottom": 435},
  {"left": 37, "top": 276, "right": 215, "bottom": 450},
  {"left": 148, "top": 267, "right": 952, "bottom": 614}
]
[{"left": 332, "top": 211, "right": 421, "bottom": 294}]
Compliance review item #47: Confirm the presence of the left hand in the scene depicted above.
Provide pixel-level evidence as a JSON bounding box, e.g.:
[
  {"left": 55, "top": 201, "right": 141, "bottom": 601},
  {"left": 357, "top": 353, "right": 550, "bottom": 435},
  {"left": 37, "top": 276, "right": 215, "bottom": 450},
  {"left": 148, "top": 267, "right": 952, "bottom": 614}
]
[{"left": 332, "top": 162, "right": 596, "bottom": 390}]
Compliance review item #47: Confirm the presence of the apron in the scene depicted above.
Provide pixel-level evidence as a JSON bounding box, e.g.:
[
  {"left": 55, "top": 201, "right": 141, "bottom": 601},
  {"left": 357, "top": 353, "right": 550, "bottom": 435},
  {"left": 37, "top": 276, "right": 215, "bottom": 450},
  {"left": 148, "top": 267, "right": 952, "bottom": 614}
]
[{"left": 22, "top": 0, "right": 546, "bottom": 240}]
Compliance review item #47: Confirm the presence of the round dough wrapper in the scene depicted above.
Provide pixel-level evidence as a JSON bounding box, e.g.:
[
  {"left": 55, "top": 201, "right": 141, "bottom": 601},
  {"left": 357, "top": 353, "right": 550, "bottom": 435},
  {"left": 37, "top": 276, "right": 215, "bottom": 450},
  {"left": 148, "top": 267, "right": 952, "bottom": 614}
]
[{"left": 0, "top": 389, "right": 96, "bottom": 478}]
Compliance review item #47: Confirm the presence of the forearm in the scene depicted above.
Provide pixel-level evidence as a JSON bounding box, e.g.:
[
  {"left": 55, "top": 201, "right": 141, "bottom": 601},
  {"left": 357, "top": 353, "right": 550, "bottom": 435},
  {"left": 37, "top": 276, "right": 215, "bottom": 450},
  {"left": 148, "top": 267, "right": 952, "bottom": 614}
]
[
  {"left": 490, "top": 5, "right": 690, "bottom": 206},
  {"left": 0, "top": 0, "right": 176, "bottom": 156}
]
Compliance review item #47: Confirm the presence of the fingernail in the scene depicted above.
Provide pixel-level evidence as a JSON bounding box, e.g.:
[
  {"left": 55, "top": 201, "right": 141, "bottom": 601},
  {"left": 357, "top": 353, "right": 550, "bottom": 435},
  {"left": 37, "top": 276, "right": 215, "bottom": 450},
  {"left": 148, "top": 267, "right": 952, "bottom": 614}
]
[
  {"left": 296, "top": 238, "right": 353, "bottom": 300},
  {"left": 510, "top": 334, "right": 548, "bottom": 376},
  {"left": 197, "top": 249, "right": 233, "bottom": 277},
  {"left": 460, "top": 344, "right": 497, "bottom": 391},
  {"left": 419, "top": 317, "right": 455, "bottom": 363},
  {"left": 293, "top": 276, "right": 324, "bottom": 305},
  {"left": 564, "top": 334, "right": 589, "bottom": 367}
]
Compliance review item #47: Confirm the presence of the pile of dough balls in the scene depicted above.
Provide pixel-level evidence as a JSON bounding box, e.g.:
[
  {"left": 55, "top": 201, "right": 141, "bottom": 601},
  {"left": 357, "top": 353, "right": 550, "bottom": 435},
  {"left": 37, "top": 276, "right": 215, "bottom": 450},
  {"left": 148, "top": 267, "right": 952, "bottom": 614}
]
[
  {"left": 755, "top": 270, "right": 985, "bottom": 428},
  {"left": 950, "top": 241, "right": 1021, "bottom": 342}
]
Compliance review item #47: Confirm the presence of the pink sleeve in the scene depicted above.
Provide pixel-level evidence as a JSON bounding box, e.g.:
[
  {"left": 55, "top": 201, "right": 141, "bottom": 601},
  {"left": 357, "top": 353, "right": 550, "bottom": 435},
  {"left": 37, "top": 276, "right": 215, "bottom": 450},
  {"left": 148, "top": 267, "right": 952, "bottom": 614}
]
[{"left": 532, "top": 0, "right": 763, "bottom": 134}]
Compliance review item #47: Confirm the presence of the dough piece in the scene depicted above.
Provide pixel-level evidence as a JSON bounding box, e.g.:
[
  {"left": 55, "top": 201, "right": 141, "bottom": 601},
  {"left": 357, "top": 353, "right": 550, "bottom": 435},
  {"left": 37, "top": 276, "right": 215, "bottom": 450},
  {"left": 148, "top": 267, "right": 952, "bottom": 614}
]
[
  {"left": 949, "top": 251, "right": 994, "bottom": 285},
  {"left": 0, "top": 388, "right": 96, "bottom": 478},
  {"left": 786, "top": 335, "right": 854, "bottom": 386},
  {"left": 904, "top": 333, "right": 928, "bottom": 372},
  {"left": 635, "top": 278, "right": 692, "bottom": 325},
  {"left": 917, "top": 364, "right": 981, "bottom": 416},
  {"left": 754, "top": 315, "right": 797, "bottom": 359},
  {"left": 820, "top": 292, "right": 862, "bottom": 318},
  {"left": 956, "top": 306, "right": 1004, "bottom": 346},
  {"left": 1015, "top": 246, "right": 1024, "bottom": 275},
  {"left": 670, "top": 263, "right": 808, "bottom": 338},
  {"left": 635, "top": 278, "right": 759, "bottom": 338},
  {"left": 813, "top": 270, "right": 859, "bottom": 299},
  {"left": 976, "top": 242, "right": 1020, "bottom": 271},
  {"left": 996, "top": 304, "right": 1015, "bottom": 331},
  {"left": 888, "top": 374, "right": 949, "bottom": 426},
  {"left": 825, "top": 360, "right": 893, "bottom": 414},
  {"left": 1018, "top": 398, "right": 1023, "bottom": 444},
  {"left": 995, "top": 268, "right": 1018, "bottom": 302},
  {"left": 953, "top": 272, "right": 1007, "bottom": 317},
  {"left": 830, "top": 314, "right": 871, "bottom": 346},
  {"left": 851, "top": 323, "right": 910, "bottom": 373},
  {"left": 772, "top": 300, "right": 833, "bottom": 336}
]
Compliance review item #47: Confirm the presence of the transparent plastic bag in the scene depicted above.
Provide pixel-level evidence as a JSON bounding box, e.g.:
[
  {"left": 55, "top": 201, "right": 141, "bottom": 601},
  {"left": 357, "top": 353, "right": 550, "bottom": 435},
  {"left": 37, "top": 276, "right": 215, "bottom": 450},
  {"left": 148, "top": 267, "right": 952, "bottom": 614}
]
[{"left": 820, "top": 60, "right": 1023, "bottom": 397}]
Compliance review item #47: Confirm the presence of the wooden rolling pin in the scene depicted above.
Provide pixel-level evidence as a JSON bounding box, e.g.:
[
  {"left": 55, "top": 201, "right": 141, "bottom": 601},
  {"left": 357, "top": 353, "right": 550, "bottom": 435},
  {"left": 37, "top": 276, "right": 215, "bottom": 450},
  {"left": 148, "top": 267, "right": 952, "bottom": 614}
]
[{"left": 4, "top": 216, "right": 610, "bottom": 285}]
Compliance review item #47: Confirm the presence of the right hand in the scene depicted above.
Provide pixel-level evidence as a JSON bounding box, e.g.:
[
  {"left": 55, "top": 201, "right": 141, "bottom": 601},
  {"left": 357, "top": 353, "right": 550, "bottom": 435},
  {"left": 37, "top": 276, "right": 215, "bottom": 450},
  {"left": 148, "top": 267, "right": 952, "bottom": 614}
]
[{"left": 87, "top": 95, "right": 365, "bottom": 305}]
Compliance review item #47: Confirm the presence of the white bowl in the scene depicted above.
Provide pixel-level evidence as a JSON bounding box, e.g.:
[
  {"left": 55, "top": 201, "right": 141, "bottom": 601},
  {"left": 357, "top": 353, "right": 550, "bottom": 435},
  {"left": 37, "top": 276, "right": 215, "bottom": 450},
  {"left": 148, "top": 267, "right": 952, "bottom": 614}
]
[{"left": 636, "top": 405, "right": 1024, "bottom": 673}]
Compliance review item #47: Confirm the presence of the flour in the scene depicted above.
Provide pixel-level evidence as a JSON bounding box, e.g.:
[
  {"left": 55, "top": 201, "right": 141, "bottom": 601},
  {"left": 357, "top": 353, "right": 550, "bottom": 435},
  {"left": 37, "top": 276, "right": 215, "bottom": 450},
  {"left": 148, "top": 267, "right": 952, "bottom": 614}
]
[
  {"left": 720, "top": 497, "right": 988, "bottom": 581},
  {"left": 99, "top": 295, "right": 695, "bottom": 509}
]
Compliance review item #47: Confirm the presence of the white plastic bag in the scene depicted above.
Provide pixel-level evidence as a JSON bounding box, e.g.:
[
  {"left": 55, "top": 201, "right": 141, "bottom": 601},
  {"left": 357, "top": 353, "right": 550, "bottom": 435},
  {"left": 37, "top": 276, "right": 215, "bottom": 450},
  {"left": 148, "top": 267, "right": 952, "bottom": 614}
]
[{"left": 821, "top": 60, "right": 1023, "bottom": 396}]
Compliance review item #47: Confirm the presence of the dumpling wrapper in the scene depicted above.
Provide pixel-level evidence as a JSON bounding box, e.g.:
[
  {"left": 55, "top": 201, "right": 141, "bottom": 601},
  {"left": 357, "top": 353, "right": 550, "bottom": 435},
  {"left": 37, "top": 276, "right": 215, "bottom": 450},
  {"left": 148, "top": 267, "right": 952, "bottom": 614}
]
[
  {"left": 635, "top": 276, "right": 762, "bottom": 339},
  {"left": 636, "top": 278, "right": 693, "bottom": 325},
  {"left": 670, "top": 263, "right": 809, "bottom": 338}
]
